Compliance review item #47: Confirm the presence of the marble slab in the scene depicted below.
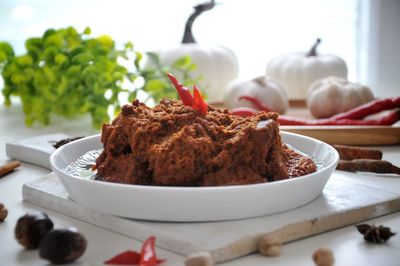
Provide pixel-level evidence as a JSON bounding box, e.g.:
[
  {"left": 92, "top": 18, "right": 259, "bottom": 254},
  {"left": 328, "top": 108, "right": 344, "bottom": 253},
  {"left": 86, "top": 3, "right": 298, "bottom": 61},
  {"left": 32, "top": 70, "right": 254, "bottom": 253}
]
[{"left": 22, "top": 172, "right": 400, "bottom": 256}]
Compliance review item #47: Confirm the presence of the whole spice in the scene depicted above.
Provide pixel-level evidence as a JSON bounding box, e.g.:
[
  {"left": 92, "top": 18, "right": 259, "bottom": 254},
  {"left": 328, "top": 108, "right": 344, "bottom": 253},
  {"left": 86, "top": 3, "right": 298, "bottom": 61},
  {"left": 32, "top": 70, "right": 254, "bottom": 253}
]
[
  {"left": 15, "top": 212, "right": 54, "bottom": 249},
  {"left": 185, "top": 252, "right": 213, "bottom": 266},
  {"left": 258, "top": 234, "right": 282, "bottom": 257},
  {"left": 0, "top": 160, "right": 21, "bottom": 177},
  {"left": 356, "top": 224, "right": 396, "bottom": 243},
  {"left": 312, "top": 248, "right": 334, "bottom": 266},
  {"left": 39, "top": 227, "right": 87, "bottom": 264},
  {"left": 0, "top": 203, "right": 8, "bottom": 222},
  {"left": 337, "top": 159, "right": 400, "bottom": 175},
  {"left": 333, "top": 144, "right": 382, "bottom": 160},
  {"left": 52, "top": 136, "right": 84, "bottom": 149}
]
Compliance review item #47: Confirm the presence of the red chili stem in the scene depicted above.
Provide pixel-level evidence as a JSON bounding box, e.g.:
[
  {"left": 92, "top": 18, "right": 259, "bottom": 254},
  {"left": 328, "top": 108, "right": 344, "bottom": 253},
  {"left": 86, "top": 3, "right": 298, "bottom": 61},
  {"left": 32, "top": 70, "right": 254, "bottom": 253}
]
[
  {"left": 331, "top": 97, "right": 400, "bottom": 120},
  {"left": 239, "top": 95, "right": 274, "bottom": 112},
  {"left": 167, "top": 73, "right": 193, "bottom": 106}
]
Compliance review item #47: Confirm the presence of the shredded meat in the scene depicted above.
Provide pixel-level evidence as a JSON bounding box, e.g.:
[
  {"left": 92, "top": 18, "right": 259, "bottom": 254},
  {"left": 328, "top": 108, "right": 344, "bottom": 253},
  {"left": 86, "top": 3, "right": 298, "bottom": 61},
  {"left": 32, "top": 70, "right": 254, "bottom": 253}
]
[{"left": 94, "top": 99, "right": 317, "bottom": 186}]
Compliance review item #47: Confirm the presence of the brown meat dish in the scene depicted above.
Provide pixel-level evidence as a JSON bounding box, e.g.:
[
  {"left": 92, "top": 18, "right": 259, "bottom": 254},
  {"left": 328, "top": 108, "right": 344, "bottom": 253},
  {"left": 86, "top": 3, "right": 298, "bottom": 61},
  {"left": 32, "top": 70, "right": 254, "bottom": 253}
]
[{"left": 94, "top": 99, "right": 317, "bottom": 186}]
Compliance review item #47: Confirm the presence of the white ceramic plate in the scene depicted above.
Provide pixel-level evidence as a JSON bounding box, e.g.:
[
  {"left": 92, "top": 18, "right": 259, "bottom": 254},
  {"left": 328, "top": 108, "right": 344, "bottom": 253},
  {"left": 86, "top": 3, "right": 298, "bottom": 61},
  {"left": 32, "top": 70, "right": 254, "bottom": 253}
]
[{"left": 50, "top": 132, "right": 339, "bottom": 222}]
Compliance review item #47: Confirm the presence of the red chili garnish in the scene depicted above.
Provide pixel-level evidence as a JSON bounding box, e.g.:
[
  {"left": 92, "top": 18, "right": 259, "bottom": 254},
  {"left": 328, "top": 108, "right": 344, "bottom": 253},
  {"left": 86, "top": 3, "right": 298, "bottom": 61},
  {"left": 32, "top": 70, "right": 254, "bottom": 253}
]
[
  {"left": 192, "top": 85, "right": 208, "bottom": 116},
  {"left": 167, "top": 73, "right": 193, "bottom": 106},
  {"left": 331, "top": 96, "right": 400, "bottom": 120},
  {"left": 167, "top": 73, "right": 208, "bottom": 116},
  {"left": 104, "top": 236, "right": 165, "bottom": 266},
  {"left": 238, "top": 95, "right": 274, "bottom": 112}
]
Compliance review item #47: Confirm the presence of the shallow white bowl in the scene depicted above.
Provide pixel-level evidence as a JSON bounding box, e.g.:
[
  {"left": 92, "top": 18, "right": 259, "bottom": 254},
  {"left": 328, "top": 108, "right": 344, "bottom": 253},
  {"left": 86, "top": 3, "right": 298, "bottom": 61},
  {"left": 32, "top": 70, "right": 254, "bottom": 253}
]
[{"left": 50, "top": 132, "right": 339, "bottom": 222}]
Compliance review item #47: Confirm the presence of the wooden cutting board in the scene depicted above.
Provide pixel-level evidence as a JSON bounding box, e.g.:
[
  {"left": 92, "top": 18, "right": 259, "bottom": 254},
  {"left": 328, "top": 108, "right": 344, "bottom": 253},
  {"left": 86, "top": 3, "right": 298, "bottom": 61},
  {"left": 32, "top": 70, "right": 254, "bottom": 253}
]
[
  {"left": 22, "top": 172, "right": 400, "bottom": 257},
  {"left": 282, "top": 100, "right": 400, "bottom": 145}
]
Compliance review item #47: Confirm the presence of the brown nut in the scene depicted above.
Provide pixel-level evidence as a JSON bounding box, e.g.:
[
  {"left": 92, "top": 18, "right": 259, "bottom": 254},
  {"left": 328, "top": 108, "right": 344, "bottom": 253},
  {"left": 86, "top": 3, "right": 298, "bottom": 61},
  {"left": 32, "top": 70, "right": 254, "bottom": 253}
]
[
  {"left": 312, "top": 247, "right": 334, "bottom": 266},
  {"left": 15, "top": 212, "right": 54, "bottom": 249},
  {"left": 0, "top": 203, "right": 8, "bottom": 222},
  {"left": 39, "top": 227, "right": 87, "bottom": 264},
  {"left": 258, "top": 234, "right": 282, "bottom": 257}
]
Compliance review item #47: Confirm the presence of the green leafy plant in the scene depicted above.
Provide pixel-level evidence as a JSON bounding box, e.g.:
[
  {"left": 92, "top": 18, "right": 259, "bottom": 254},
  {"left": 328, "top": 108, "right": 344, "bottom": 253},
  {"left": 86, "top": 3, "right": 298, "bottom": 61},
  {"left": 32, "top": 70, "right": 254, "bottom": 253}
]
[{"left": 0, "top": 26, "right": 198, "bottom": 128}]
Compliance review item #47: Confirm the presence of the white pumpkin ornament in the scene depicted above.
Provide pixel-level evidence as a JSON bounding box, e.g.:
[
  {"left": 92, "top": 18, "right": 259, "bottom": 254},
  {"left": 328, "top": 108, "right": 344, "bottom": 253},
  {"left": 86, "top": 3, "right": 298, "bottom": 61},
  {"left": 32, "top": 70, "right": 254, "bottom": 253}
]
[
  {"left": 266, "top": 39, "right": 348, "bottom": 100},
  {"left": 223, "top": 76, "right": 289, "bottom": 114},
  {"left": 307, "top": 76, "right": 374, "bottom": 118},
  {"left": 152, "top": 0, "right": 239, "bottom": 103}
]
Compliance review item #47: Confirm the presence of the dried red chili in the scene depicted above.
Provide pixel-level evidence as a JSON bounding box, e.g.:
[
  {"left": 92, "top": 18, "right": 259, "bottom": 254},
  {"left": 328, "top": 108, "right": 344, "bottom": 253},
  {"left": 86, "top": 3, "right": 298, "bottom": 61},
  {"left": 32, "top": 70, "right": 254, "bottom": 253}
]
[
  {"left": 238, "top": 95, "right": 274, "bottom": 112},
  {"left": 104, "top": 250, "right": 142, "bottom": 265},
  {"left": 236, "top": 95, "right": 400, "bottom": 126},
  {"left": 167, "top": 73, "right": 208, "bottom": 116},
  {"left": 192, "top": 85, "right": 208, "bottom": 116},
  {"left": 167, "top": 73, "right": 193, "bottom": 106},
  {"left": 277, "top": 109, "right": 400, "bottom": 126},
  {"left": 229, "top": 106, "right": 259, "bottom": 117},
  {"left": 331, "top": 96, "right": 400, "bottom": 120},
  {"left": 104, "top": 236, "right": 165, "bottom": 266}
]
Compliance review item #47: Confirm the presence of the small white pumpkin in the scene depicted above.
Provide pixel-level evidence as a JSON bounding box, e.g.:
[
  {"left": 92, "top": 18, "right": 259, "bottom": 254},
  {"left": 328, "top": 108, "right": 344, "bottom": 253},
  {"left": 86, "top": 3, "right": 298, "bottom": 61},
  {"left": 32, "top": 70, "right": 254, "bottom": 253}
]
[
  {"left": 147, "top": 0, "right": 239, "bottom": 103},
  {"left": 224, "top": 76, "right": 289, "bottom": 114},
  {"left": 307, "top": 76, "right": 374, "bottom": 118},
  {"left": 266, "top": 39, "right": 347, "bottom": 100}
]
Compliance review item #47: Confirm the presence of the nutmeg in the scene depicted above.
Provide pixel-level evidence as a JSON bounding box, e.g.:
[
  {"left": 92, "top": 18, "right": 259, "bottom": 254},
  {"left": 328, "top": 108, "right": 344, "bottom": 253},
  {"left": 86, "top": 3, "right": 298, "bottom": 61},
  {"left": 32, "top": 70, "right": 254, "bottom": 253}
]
[
  {"left": 39, "top": 227, "right": 87, "bottom": 264},
  {"left": 15, "top": 212, "right": 54, "bottom": 249},
  {"left": 0, "top": 203, "right": 8, "bottom": 222},
  {"left": 312, "top": 247, "right": 334, "bottom": 266}
]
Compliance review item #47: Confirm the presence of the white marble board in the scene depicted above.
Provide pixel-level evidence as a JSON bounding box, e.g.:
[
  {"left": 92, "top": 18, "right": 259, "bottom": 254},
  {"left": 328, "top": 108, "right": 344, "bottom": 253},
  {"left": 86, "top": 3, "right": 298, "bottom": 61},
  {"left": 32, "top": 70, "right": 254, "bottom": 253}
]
[{"left": 22, "top": 172, "right": 400, "bottom": 256}]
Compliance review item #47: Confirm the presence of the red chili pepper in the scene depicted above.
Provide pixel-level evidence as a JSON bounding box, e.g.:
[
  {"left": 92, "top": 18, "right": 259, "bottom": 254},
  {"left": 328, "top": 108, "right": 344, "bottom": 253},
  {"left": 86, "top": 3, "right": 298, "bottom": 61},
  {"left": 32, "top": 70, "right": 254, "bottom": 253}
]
[
  {"left": 192, "top": 85, "right": 208, "bottom": 116},
  {"left": 331, "top": 97, "right": 400, "bottom": 120},
  {"left": 230, "top": 107, "right": 400, "bottom": 126},
  {"left": 167, "top": 73, "right": 207, "bottom": 116},
  {"left": 167, "top": 73, "right": 193, "bottom": 106},
  {"left": 139, "top": 236, "right": 159, "bottom": 266},
  {"left": 229, "top": 107, "right": 258, "bottom": 117},
  {"left": 237, "top": 94, "right": 400, "bottom": 126},
  {"left": 104, "top": 250, "right": 141, "bottom": 265},
  {"left": 238, "top": 95, "right": 274, "bottom": 112},
  {"left": 104, "top": 236, "right": 165, "bottom": 266},
  {"left": 278, "top": 109, "right": 400, "bottom": 126}
]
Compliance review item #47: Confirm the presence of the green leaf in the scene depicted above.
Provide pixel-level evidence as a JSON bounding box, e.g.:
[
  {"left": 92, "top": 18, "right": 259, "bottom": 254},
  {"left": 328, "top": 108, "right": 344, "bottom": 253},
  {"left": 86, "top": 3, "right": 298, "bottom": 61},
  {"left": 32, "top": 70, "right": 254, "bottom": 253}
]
[
  {"left": 0, "top": 26, "right": 199, "bottom": 128},
  {"left": 134, "top": 51, "right": 142, "bottom": 70}
]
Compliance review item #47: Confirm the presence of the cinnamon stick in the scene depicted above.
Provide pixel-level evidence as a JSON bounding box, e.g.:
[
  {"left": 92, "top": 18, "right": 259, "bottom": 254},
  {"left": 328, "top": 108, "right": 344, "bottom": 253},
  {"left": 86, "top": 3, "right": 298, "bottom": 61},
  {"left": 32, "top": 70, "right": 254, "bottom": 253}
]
[
  {"left": 0, "top": 160, "right": 21, "bottom": 177},
  {"left": 337, "top": 159, "right": 400, "bottom": 175},
  {"left": 333, "top": 144, "right": 382, "bottom": 160}
]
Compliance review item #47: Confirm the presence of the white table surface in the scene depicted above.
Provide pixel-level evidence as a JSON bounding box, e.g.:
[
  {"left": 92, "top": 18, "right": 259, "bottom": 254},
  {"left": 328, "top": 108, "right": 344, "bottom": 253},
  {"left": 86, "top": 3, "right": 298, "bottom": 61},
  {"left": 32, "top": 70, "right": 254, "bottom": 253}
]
[{"left": 1, "top": 103, "right": 400, "bottom": 266}]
